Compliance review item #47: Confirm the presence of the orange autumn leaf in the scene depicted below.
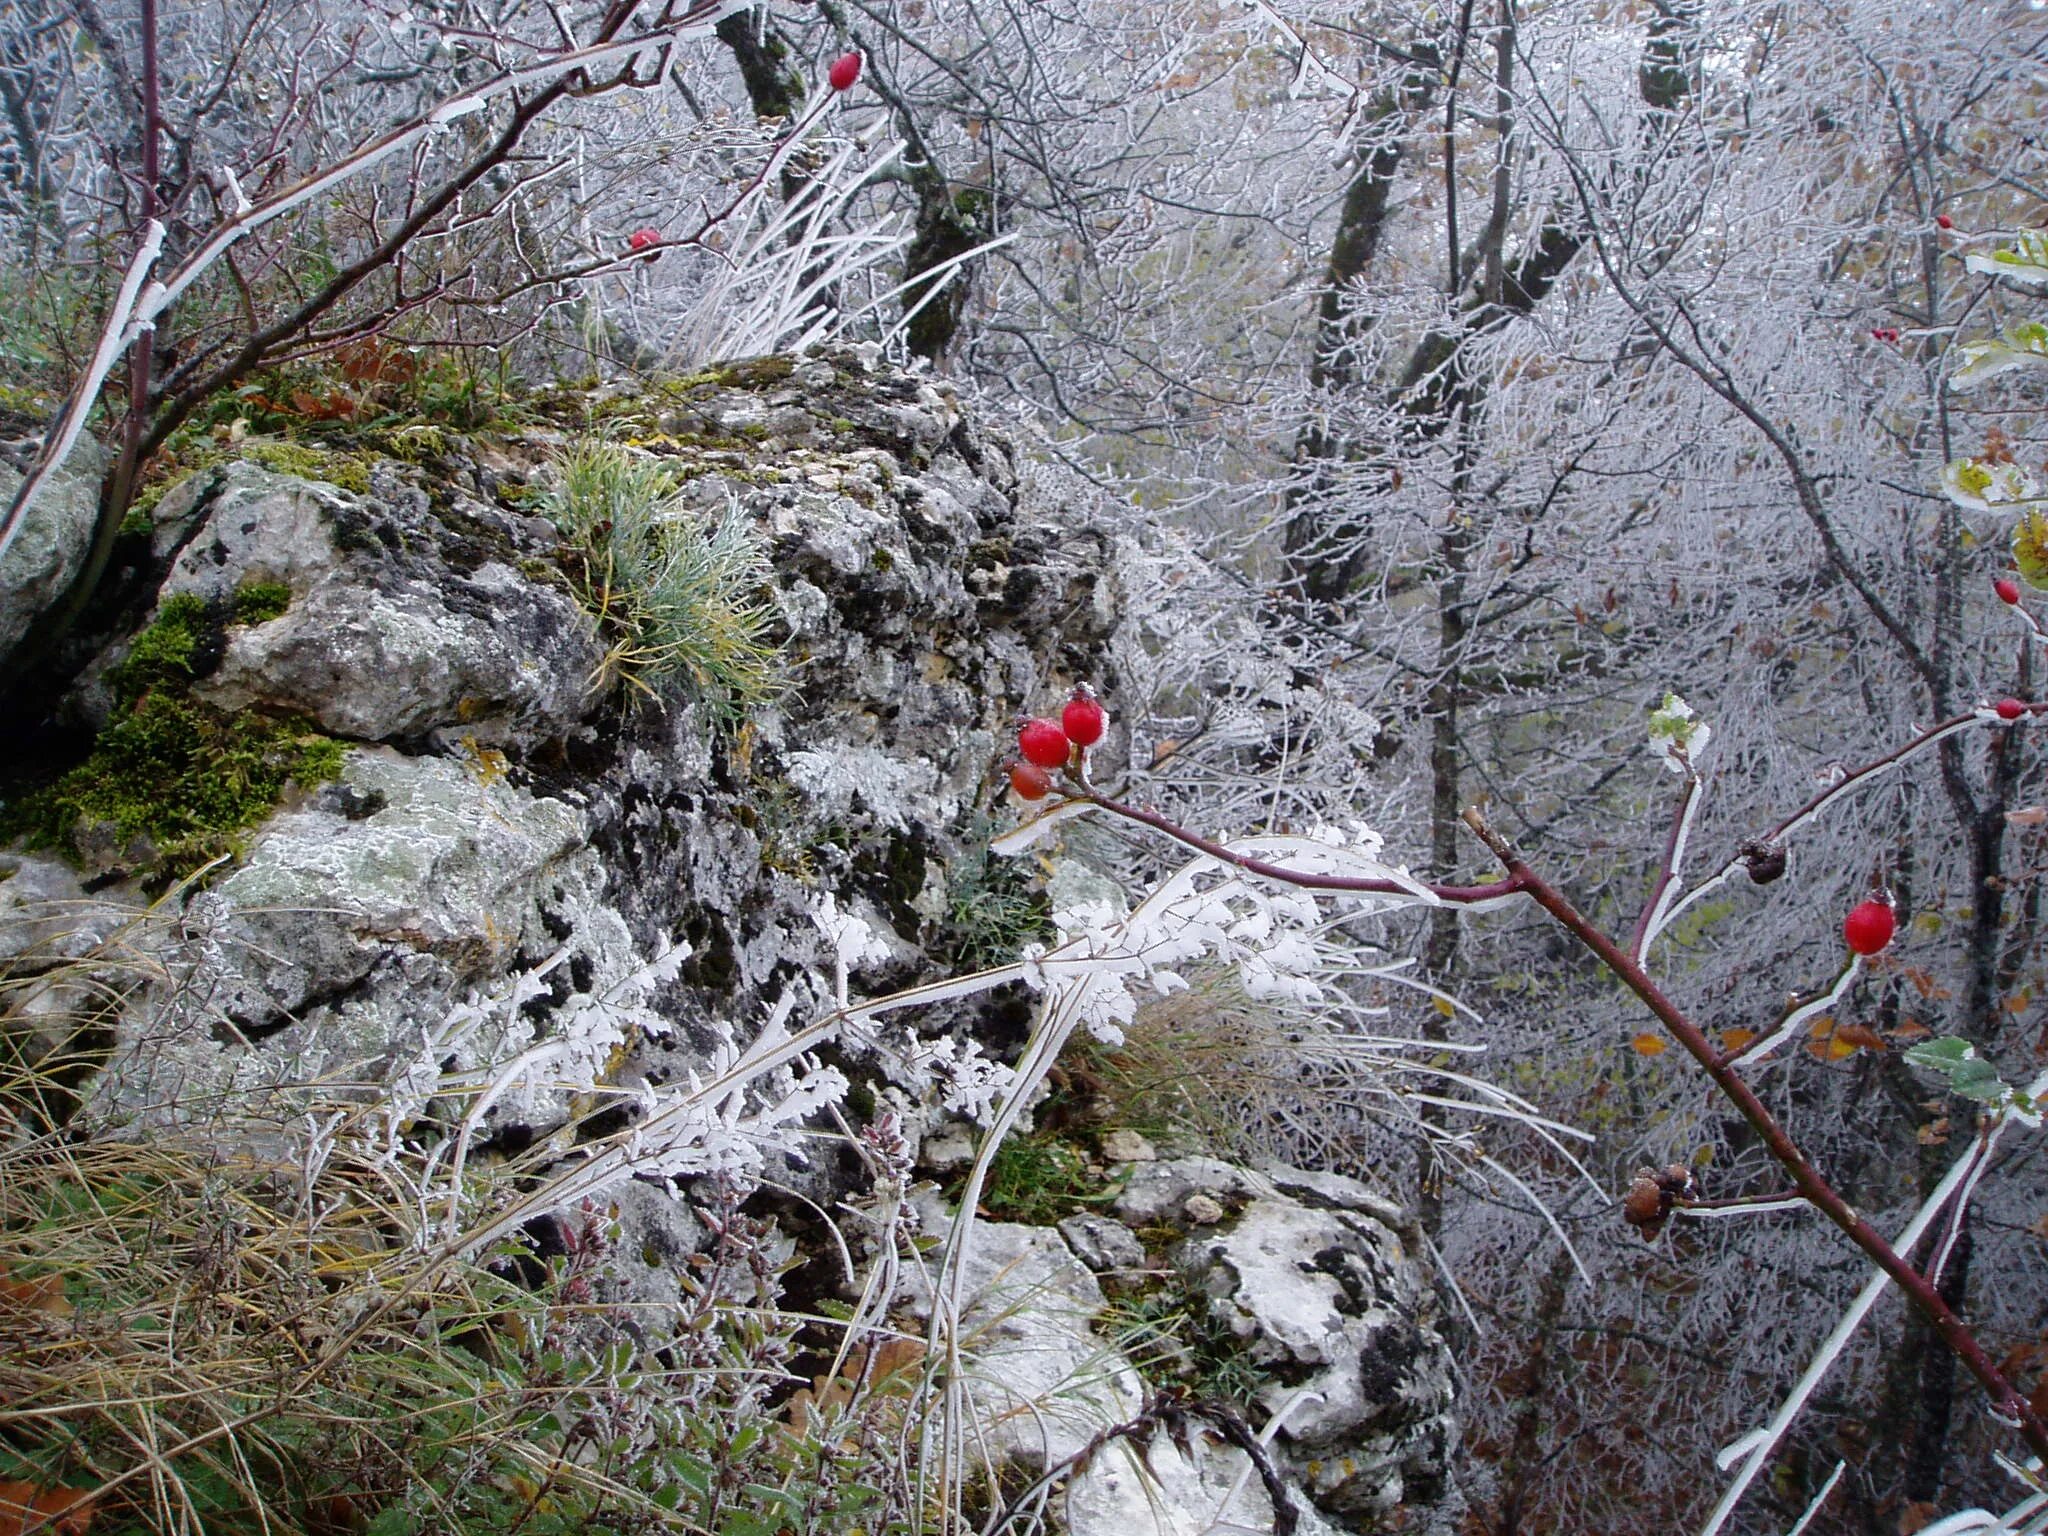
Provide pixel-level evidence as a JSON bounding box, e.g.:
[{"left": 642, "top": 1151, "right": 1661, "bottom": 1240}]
[
  {"left": 1826, "top": 1035, "right": 1860, "bottom": 1060},
  {"left": 1807, "top": 1015, "right": 1836, "bottom": 1038},
  {"left": 1892, "top": 1018, "right": 1933, "bottom": 1042},
  {"left": 1629, "top": 1033, "right": 1667, "bottom": 1056},
  {"left": 1720, "top": 1027, "right": 1757, "bottom": 1053},
  {"left": 1903, "top": 968, "right": 1951, "bottom": 1001},
  {"left": 0, "top": 1482, "right": 97, "bottom": 1536},
  {"left": 0, "top": 1263, "right": 69, "bottom": 1318},
  {"left": 1835, "top": 1023, "right": 1887, "bottom": 1052}
]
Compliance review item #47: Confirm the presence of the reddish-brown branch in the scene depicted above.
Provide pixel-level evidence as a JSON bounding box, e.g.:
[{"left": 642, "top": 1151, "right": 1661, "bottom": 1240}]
[
  {"left": 1457, "top": 808, "right": 2048, "bottom": 1464},
  {"left": 1061, "top": 774, "right": 2048, "bottom": 1466},
  {"left": 1628, "top": 768, "right": 1699, "bottom": 958},
  {"left": 1073, "top": 787, "right": 1528, "bottom": 904}
]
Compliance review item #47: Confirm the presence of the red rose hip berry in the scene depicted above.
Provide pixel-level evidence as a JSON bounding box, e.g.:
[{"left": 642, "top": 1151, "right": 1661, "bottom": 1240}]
[
  {"left": 1936, "top": 214, "right": 1954, "bottom": 230},
  {"left": 1061, "top": 690, "right": 1106, "bottom": 748},
  {"left": 1008, "top": 761, "right": 1053, "bottom": 800},
  {"left": 828, "top": 51, "right": 862, "bottom": 90},
  {"left": 1997, "top": 698, "right": 2028, "bottom": 721},
  {"left": 1997, "top": 577, "right": 2022, "bottom": 605},
  {"left": 1843, "top": 899, "right": 1896, "bottom": 957},
  {"left": 628, "top": 227, "right": 661, "bottom": 252},
  {"left": 1018, "top": 718, "right": 1071, "bottom": 769}
]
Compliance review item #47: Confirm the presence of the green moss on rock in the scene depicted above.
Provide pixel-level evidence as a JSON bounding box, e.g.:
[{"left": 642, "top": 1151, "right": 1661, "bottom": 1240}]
[
  {"left": 0, "top": 594, "right": 342, "bottom": 878},
  {"left": 232, "top": 581, "right": 292, "bottom": 625},
  {"left": 241, "top": 440, "right": 373, "bottom": 494}
]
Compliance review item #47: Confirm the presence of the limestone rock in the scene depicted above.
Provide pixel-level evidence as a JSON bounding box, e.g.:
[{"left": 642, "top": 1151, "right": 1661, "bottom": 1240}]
[
  {"left": 0, "top": 439, "right": 104, "bottom": 665},
  {"left": 1112, "top": 1156, "right": 1260, "bottom": 1225},
  {"left": 1058, "top": 1212, "right": 1147, "bottom": 1274},
  {"left": 1099, "top": 1128, "right": 1157, "bottom": 1163},
  {"left": 0, "top": 850, "right": 139, "bottom": 964},
  {"left": 155, "top": 460, "right": 600, "bottom": 746},
  {"left": 1175, "top": 1187, "right": 1457, "bottom": 1519},
  {"left": 902, "top": 1216, "right": 1144, "bottom": 1471}
]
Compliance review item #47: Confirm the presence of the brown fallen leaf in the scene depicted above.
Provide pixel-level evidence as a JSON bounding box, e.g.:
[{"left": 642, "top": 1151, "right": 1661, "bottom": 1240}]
[
  {"left": 0, "top": 1481, "right": 97, "bottom": 1536},
  {"left": 0, "top": 1263, "right": 70, "bottom": 1319}
]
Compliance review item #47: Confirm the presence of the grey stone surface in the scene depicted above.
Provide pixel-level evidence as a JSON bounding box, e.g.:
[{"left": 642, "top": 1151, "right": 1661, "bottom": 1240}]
[
  {"left": 154, "top": 459, "right": 600, "bottom": 745},
  {"left": 1099, "top": 1128, "right": 1157, "bottom": 1163},
  {"left": 1112, "top": 1156, "right": 1261, "bottom": 1225},
  {"left": 1058, "top": 1213, "right": 1147, "bottom": 1273},
  {"left": 0, "top": 439, "right": 104, "bottom": 663},
  {"left": 1175, "top": 1189, "right": 1457, "bottom": 1518},
  {"left": 211, "top": 747, "right": 587, "bottom": 1023},
  {"left": 0, "top": 850, "right": 140, "bottom": 963},
  {"left": 901, "top": 1216, "right": 1144, "bottom": 1472}
]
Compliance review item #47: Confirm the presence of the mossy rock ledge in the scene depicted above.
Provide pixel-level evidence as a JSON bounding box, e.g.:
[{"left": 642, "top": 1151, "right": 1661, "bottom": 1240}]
[
  {"left": 2, "top": 349, "right": 1118, "bottom": 1133},
  {"left": 0, "top": 350, "right": 1461, "bottom": 1536}
]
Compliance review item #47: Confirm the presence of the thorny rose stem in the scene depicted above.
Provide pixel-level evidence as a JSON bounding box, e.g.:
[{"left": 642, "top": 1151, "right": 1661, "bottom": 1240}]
[{"left": 1066, "top": 783, "right": 2048, "bottom": 1465}]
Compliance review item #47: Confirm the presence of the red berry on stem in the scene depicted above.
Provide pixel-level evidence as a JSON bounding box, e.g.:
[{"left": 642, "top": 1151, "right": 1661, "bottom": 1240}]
[
  {"left": 1936, "top": 214, "right": 1954, "bottom": 230},
  {"left": 1018, "top": 718, "right": 1071, "bottom": 769},
  {"left": 1008, "top": 761, "right": 1053, "bottom": 800},
  {"left": 1997, "top": 577, "right": 2022, "bottom": 605},
  {"left": 1843, "top": 899, "right": 1897, "bottom": 957},
  {"left": 628, "top": 227, "right": 661, "bottom": 252},
  {"left": 828, "top": 51, "right": 862, "bottom": 91},
  {"left": 1997, "top": 698, "right": 2027, "bottom": 721},
  {"left": 1062, "top": 690, "right": 1106, "bottom": 748}
]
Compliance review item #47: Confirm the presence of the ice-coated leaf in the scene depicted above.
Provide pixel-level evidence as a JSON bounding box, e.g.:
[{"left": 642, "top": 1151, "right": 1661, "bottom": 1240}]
[
  {"left": 2015, "top": 511, "right": 2048, "bottom": 590},
  {"left": 1965, "top": 233, "right": 2048, "bottom": 288},
  {"left": 1950, "top": 323, "right": 2048, "bottom": 390},
  {"left": 1904, "top": 1036, "right": 1977, "bottom": 1069},
  {"left": 1941, "top": 457, "right": 2046, "bottom": 513},
  {"left": 990, "top": 798, "right": 1095, "bottom": 855},
  {"left": 1950, "top": 1058, "right": 2011, "bottom": 1103}
]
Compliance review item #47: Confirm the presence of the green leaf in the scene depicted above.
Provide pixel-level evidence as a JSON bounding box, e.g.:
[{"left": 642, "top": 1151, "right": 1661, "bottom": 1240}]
[
  {"left": 1966, "top": 232, "right": 2048, "bottom": 288},
  {"left": 1951, "top": 1058, "right": 2010, "bottom": 1102},
  {"left": 1904, "top": 1037, "right": 1975, "bottom": 1069},
  {"left": 1940, "top": 457, "right": 2047, "bottom": 514},
  {"left": 2017, "top": 511, "right": 2048, "bottom": 590}
]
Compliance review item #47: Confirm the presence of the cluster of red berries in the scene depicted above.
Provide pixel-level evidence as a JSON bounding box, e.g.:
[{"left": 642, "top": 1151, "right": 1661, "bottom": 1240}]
[
  {"left": 1843, "top": 898, "right": 1896, "bottom": 957},
  {"left": 1007, "top": 688, "right": 1106, "bottom": 800},
  {"left": 1871, "top": 326, "right": 1901, "bottom": 343}
]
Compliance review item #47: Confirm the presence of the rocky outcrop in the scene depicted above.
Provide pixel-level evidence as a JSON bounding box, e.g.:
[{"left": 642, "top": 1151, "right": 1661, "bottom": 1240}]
[
  {"left": 0, "top": 439, "right": 103, "bottom": 664},
  {"left": 0, "top": 351, "right": 1460, "bottom": 1534},
  {"left": 896, "top": 1154, "right": 1458, "bottom": 1536}
]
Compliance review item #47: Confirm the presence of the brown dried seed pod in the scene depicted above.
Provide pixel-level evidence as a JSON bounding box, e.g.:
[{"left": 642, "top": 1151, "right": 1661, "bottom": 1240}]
[
  {"left": 1740, "top": 839, "right": 1787, "bottom": 884},
  {"left": 1623, "top": 1173, "right": 1667, "bottom": 1237},
  {"left": 1655, "top": 1164, "right": 1697, "bottom": 1200}
]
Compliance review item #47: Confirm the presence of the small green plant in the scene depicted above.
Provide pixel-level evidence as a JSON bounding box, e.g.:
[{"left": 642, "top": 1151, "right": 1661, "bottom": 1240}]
[
  {"left": 539, "top": 441, "right": 784, "bottom": 717},
  {"left": 1099, "top": 1278, "right": 1269, "bottom": 1410},
  {"left": 0, "top": 594, "right": 342, "bottom": 878},
  {"left": 942, "top": 825, "right": 1051, "bottom": 969},
  {"left": 966, "top": 1133, "right": 1101, "bottom": 1226}
]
